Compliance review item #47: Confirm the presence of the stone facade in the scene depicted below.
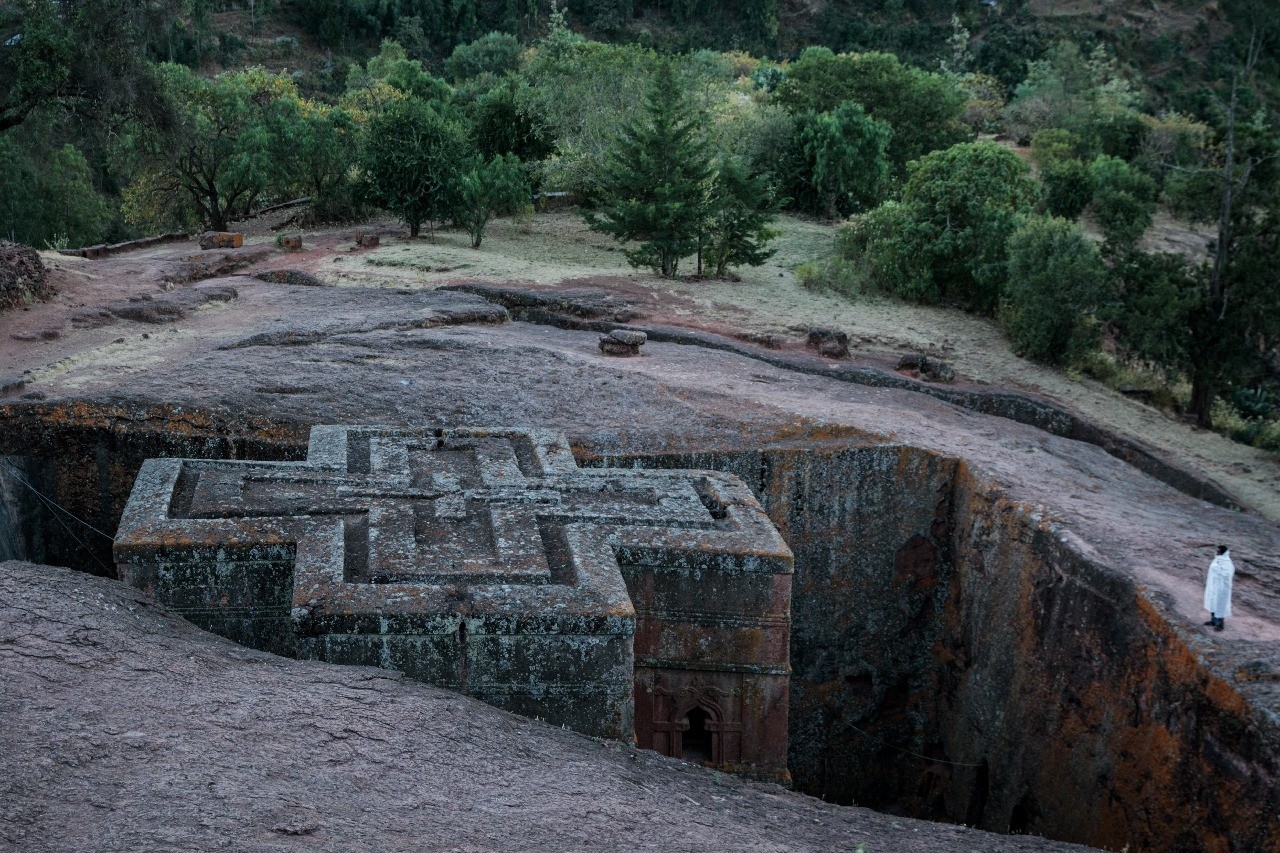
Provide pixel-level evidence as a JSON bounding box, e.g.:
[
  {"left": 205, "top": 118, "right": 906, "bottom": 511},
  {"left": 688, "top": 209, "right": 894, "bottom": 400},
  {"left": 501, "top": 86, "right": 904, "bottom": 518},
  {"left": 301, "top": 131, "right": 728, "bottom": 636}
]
[{"left": 114, "top": 426, "right": 793, "bottom": 778}]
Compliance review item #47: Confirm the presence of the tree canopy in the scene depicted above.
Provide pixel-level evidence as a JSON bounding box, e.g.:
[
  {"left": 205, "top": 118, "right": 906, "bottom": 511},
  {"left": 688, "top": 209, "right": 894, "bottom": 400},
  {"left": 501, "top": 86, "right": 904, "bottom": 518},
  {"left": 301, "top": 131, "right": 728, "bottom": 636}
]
[
  {"left": 774, "top": 47, "right": 967, "bottom": 173},
  {"left": 586, "top": 61, "right": 712, "bottom": 278}
]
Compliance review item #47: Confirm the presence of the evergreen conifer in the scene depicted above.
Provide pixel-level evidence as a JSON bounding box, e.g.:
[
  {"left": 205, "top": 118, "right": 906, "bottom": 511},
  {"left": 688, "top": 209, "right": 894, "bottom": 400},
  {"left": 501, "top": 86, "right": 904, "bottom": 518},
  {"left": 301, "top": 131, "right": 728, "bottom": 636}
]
[{"left": 586, "top": 61, "right": 712, "bottom": 278}]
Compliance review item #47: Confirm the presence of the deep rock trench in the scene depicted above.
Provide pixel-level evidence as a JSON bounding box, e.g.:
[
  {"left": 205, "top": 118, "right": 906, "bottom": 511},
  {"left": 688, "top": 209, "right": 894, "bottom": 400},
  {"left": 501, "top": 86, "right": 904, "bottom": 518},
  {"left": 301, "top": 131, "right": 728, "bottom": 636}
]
[{"left": 1, "top": 404, "right": 1276, "bottom": 853}]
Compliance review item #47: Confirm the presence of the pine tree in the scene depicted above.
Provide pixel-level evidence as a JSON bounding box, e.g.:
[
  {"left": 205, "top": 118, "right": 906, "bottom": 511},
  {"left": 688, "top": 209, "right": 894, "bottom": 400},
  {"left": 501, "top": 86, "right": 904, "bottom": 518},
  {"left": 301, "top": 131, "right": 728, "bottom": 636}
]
[{"left": 585, "top": 61, "right": 712, "bottom": 278}]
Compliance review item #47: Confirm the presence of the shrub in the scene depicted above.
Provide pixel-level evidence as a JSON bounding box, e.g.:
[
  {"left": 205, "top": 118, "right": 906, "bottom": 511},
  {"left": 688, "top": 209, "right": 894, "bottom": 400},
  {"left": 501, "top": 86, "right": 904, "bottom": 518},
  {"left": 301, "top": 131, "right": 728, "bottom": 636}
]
[
  {"left": 1003, "top": 215, "right": 1108, "bottom": 365},
  {"left": 793, "top": 103, "right": 892, "bottom": 219},
  {"left": 773, "top": 48, "right": 967, "bottom": 175},
  {"left": 1106, "top": 246, "right": 1197, "bottom": 372},
  {"left": 1089, "top": 155, "right": 1156, "bottom": 245},
  {"left": 0, "top": 137, "right": 112, "bottom": 247},
  {"left": 450, "top": 154, "right": 530, "bottom": 248},
  {"left": 901, "top": 141, "right": 1038, "bottom": 312},
  {"left": 841, "top": 201, "right": 937, "bottom": 302},
  {"left": 1231, "top": 386, "right": 1275, "bottom": 420},
  {"left": 445, "top": 32, "right": 523, "bottom": 82},
  {"left": 1255, "top": 420, "right": 1280, "bottom": 454},
  {"left": 1040, "top": 158, "right": 1094, "bottom": 219},
  {"left": 1030, "top": 128, "right": 1084, "bottom": 169},
  {"left": 794, "top": 257, "right": 861, "bottom": 298}
]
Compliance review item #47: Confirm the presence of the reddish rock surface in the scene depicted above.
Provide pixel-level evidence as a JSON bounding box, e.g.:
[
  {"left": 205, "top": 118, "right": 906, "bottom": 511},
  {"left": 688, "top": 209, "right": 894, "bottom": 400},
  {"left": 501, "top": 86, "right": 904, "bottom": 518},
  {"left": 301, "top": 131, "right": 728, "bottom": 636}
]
[
  {"left": 199, "top": 231, "right": 244, "bottom": 250},
  {"left": 0, "top": 243, "right": 1277, "bottom": 851},
  {"left": 0, "top": 561, "right": 1091, "bottom": 853}
]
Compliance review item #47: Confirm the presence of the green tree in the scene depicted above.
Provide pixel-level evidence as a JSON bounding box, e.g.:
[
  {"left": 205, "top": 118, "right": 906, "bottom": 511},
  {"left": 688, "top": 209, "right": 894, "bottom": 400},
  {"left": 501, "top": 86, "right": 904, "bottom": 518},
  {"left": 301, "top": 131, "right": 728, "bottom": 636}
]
[
  {"left": 274, "top": 98, "right": 360, "bottom": 220},
  {"left": 1106, "top": 247, "right": 1199, "bottom": 375},
  {"left": 1180, "top": 36, "right": 1280, "bottom": 425},
  {"left": 1088, "top": 155, "right": 1156, "bottom": 246},
  {"left": 794, "top": 103, "right": 891, "bottom": 220},
  {"left": 1040, "top": 159, "right": 1094, "bottom": 220},
  {"left": 0, "top": 135, "right": 110, "bottom": 246},
  {"left": 773, "top": 47, "right": 967, "bottom": 174},
  {"left": 449, "top": 154, "right": 529, "bottom": 248},
  {"left": 1100, "top": 35, "right": 1280, "bottom": 427},
  {"left": 1003, "top": 216, "right": 1108, "bottom": 365},
  {"left": 1029, "top": 128, "right": 1085, "bottom": 170},
  {"left": 361, "top": 96, "right": 470, "bottom": 238},
  {"left": 898, "top": 141, "right": 1038, "bottom": 312},
  {"left": 702, "top": 158, "right": 781, "bottom": 279},
  {"left": 348, "top": 40, "right": 453, "bottom": 105},
  {"left": 840, "top": 200, "right": 936, "bottom": 301},
  {"left": 469, "top": 75, "right": 553, "bottom": 161},
  {"left": 122, "top": 65, "right": 293, "bottom": 232},
  {"left": 845, "top": 142, "right": 1038, "bottom": 311},
  {"left": 585, "top": 62, "right": 712, "bottom": 278},
  {"left": 445, "top": 31, "right": 523, "bottom": 82},
  {"left": 0, "top": 0, "right": 179, "bottom": 132},
  {"left": 1003, "top": 42, "right": 1143, "bottom": 157},
  {"left": 518, "top": 15, "right": 661, "bottom": 193}
]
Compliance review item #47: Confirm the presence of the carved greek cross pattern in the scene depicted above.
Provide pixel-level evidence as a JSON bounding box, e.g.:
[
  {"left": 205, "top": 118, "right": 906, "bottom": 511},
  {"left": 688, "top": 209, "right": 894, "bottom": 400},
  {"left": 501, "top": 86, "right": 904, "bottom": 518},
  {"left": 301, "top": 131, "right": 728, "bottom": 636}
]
[
  {"left": 176, "top": 433, "right": 713, "bottom": 586},
  {"left": 117, "top": 426, "right": 789, "bottom": 624},
  {"left": 115, "top": 425, "right": 794, "bottom": 754}
]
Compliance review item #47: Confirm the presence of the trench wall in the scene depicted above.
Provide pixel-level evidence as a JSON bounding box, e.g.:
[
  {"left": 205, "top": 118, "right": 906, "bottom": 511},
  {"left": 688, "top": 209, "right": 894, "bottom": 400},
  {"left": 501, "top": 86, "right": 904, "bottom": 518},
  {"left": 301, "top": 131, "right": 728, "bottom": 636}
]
[
  {"left": 1, "top": 405, "right": 1276, "bottom": 851},
  {"left": 582, "top": 443, "right": 959, "bottom": 814},
  {"left": 0, "top": 404, "right": 304, "bottom": 572},
  {"left": 933, "top": 466, "right": 1280, "bottom": 851},
  {"left": 583, "top": 441, "right": 1280, "bottom": 851}
]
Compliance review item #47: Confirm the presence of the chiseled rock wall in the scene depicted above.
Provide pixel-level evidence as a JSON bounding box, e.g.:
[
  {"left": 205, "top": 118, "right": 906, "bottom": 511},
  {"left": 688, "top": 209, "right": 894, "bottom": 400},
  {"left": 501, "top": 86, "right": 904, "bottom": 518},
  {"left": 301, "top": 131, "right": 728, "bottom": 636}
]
[
  {"left": 0, "top": 403, "right": 305, "bottom": 571},
  {"left": 586, "top": 439, "right": 1280, "bottom": 852},
  {"left": 936, "top": 465, "right": 1280, "bottom": 851},
  {"left": 583, "top": 442, "right": 958, "bottom": 811},
  {"left": 2, "top": 407, "right": 1277, "bottom": 851}
]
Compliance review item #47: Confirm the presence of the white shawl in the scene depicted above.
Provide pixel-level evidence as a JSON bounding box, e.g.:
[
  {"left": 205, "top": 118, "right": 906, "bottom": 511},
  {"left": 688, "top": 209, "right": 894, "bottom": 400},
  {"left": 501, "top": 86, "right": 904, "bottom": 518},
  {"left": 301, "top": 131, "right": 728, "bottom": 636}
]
[{"left": 1203, "top": 552, "right": 1235, "bottom": 618}]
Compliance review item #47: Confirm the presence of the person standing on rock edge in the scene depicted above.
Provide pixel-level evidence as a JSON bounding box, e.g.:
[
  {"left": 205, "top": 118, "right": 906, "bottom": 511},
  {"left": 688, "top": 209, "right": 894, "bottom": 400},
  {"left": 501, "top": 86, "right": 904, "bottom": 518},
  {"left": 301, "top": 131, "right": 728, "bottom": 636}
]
[{"left": 1203, "top": 545, "right": 1235, "bottom": 632}]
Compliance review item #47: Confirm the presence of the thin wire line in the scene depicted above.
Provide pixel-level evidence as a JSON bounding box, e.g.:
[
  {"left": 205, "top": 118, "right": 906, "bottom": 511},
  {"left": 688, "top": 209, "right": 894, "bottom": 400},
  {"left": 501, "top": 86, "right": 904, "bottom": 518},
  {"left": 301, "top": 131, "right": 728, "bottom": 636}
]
[
  {"left": 24, "top": 483, "right": 113, "bottom": 574},
  {"left": 844, "top": 722, "right": 984, "bottom": 768},
  {"left": 0, "top": 459, "right": 117, "bottom": 541}
]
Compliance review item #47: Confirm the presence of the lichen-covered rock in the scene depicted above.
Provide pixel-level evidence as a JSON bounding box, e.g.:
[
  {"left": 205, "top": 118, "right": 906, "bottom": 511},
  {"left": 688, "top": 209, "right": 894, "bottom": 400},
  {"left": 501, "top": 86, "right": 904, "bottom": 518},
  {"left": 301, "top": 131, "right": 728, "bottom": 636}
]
[
  {"left": 276, "top": 234, "right": 303, "bottom": 251},
  {"left": 0, "top": 240, "right": 54, "bottom": 311},
  {"left": 254, "top": 269, "right": 327, "bottom": 287},
  {"left": 807, "top": 326, "right": 849, "bottom": 359},
  {"left": 599, "top": 328, "right": 646, "bottom": 356},
  {"left": 199, "top": 232, "right": 244, "bottom": 250},
  {"left": 897, "top": 353, "right": 956, "bottom": 383}
]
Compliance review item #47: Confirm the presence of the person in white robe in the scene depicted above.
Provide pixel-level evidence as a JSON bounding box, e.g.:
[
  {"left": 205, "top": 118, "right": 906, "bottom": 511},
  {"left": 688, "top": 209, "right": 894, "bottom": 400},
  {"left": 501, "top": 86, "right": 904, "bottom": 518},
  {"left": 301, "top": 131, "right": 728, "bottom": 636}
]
[{"left": 1203, "top": 545, "right": 1235, "bottom": 632}]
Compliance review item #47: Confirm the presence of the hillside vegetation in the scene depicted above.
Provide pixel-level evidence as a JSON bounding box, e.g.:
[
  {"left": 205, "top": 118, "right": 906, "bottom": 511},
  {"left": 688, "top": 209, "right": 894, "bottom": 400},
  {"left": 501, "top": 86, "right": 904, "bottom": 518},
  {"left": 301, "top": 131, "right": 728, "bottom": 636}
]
[{"left": 1, "top": 0, "right": 1277, "bottom": 448}]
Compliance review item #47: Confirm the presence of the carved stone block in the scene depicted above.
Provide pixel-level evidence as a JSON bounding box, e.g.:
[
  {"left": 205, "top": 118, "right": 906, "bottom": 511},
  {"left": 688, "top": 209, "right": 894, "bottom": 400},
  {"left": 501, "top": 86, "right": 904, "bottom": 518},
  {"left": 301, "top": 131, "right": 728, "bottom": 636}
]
[
  {"left": 115, "top": 426, "right": 792, "bottom": 777},
  {"left": 199, "top": 232, "right": 244, "bottom": 250}
]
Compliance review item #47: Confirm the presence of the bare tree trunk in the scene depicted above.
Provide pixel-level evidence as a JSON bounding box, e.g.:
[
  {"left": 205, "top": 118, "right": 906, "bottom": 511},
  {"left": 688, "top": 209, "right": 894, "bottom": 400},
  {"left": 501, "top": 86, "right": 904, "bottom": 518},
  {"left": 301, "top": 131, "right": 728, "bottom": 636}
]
[
  {"left": 1191, "top": 372, "right": 1215, "bottom": 427},
  {"left": 1195, "top": 31, "right": 1263, "bottom": 427}
]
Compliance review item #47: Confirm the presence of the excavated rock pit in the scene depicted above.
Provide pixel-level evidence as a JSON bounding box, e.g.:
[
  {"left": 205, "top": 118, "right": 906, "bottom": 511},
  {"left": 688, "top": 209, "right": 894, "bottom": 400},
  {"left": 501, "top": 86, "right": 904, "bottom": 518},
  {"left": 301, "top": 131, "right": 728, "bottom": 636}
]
[{"left": 1, "top": 248, "right": 1278, "bottom": 852}]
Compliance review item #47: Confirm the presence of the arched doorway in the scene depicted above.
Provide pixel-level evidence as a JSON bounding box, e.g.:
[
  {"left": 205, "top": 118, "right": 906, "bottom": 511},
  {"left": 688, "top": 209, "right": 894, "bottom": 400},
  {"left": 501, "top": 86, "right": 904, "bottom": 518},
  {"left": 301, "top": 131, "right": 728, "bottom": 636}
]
[{"left": 680, "top": 706, "right": 715, "bottom": 764}]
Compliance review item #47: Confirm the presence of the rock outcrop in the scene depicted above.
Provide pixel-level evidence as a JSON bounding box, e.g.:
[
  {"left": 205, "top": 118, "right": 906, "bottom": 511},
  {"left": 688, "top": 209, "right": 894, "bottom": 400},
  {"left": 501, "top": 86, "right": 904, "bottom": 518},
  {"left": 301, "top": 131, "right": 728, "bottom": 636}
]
[
  {"left": 0, "top": 241, "right": 53, "bottom": 311},
  {"left": 0, "top": 246, "right": 1277, "bottom": 852}
]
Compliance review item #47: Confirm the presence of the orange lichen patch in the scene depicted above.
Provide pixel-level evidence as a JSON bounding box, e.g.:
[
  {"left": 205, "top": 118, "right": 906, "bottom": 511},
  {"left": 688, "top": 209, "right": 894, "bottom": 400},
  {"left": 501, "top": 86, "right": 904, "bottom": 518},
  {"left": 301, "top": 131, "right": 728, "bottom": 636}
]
[{"left": 0, "top": 400, "right": 307, "bottom": 449}]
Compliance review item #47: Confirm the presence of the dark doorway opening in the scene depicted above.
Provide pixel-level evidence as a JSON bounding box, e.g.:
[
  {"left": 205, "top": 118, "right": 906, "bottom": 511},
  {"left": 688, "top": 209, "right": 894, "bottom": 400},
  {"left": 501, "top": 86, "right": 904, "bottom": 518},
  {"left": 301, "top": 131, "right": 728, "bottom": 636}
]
[{"left": 682, "top": 707, "right": 713, "bottom": 764}]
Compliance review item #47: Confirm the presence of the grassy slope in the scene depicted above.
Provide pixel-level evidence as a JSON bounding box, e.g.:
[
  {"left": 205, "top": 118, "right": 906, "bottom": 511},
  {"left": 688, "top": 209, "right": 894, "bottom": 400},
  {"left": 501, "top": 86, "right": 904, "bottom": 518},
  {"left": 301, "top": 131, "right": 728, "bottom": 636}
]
[{"left": 326, "top": 211, "right": 1280, "bottom": 522}]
